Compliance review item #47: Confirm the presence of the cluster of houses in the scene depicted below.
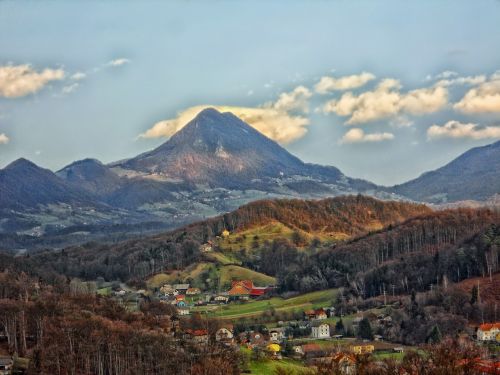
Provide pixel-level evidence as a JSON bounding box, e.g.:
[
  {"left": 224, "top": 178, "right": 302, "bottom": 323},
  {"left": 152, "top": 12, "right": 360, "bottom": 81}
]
[{"left": 156, "top": 279, "right": 275, "bottom": 316}]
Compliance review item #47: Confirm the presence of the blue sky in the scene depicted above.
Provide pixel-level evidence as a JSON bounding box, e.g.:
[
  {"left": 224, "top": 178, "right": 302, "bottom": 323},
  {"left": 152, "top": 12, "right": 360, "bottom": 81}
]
[{"left": 1, "top": 0, "right": 500, "bottom": 185}]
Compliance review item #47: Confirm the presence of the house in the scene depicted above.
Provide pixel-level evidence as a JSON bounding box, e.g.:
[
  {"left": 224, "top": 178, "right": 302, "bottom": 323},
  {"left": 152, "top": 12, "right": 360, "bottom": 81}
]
[
  {"left": 185, "top": 329, "right": 209, "bottom": 345},
  {"left": 350, "top": 345, "right": 374, "bottom": 355},
  {"left": 266, "top": 343, "right": 282, "bottom": 359},
  {"left": 216, "top": 325, "right": 234, "bottom": 343},
  {"left": 160, "top": 284, "right": 175, "bottom": 295},
  {"left": 311, "top": 321, "right": 330, "bottom": 339},
  {"left": 305, "top": 308, "right": 327, "bottom": 320},
  {"left": 174, "top": 284, "right": 190, "bottom": 294},
  {"left": 300, "top": 343, "right": 323, "bottom": 359},
  {"left": 269, "top": 327, "right": 286, "bottom": 342},
  {"left": 477, "top": 323, "right": 500, "bottom": 341},
  {"left": 186, "top": 287, "right": 201, "bottom": 295},
  {"left": 228, "top": 280, "right": 254, "bottom": 296},
  {"left": 314, "top": 308, "right": 327, "bottom": 320},
  {"left": 331, "top": 353, "right": 356, "bottom": 375},
  {"left": 227, "top": 280, "right": 272, "bottom": 298},
  {"left": 200, "top": 241, "right": 213, "bottom": 252},
  {"left": 175, "top": 299, "right": 187, "bottom": 308},
  {"left": 177, "top": 307, "right": 190, "bottom": 316},
  {"left": 248, "top": 331, "right": 268, "bottom": 348},
  {"left": 0, "top": 357, "right": 13, "bottom": 375},
  {"left": 214, "top": 295, "right": 229, "bottom": 304}
]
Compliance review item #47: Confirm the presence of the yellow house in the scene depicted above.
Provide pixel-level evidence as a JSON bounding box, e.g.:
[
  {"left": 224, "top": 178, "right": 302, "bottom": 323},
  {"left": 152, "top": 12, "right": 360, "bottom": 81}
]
[
  {"left": 350, "top": 345, "right": 374, "bottom": 355},
  {"left": 221, "top": 229, "right": 230, "bottom": 237}
]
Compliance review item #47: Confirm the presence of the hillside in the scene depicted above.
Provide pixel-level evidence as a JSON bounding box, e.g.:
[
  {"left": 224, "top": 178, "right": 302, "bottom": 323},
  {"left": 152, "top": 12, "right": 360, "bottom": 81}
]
[
  {"left": 392, "top": 140, "right": 500, "bottom": 203},
  {"left": 456, "top": 273, "right": 500, "bottom": 304},
  {"left": 281, "top": 208, "right": 500, "bottom": 296},
  {"left": 26, "top": 195, "right": 429, "bottom": 283}
]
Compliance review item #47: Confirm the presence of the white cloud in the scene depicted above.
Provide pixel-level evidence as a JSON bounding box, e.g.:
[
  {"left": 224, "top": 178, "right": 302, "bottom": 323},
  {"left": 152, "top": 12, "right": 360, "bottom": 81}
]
[
  {"left": 315, "top": 72, "right": 375, "bottom": 94},
  {"left": 435, "top": 75, "right": 486, "bottom": 87},
  {"left": 107, "top": 58, "right": 130, "bottom": 67},
  {"left": 139, "top": 86, "right": 312, "bottom": 144},
  {"left": 435, "top": 71, "right": 458, "bottom": 80},
  {"left": 323, "top": 79, "right": 448, "bottom": 124},
  {"left": 454, "top": 76, "right": 500, "bottom": 113},
  {"left": 0, "top": 133, "right": 9, "bottom": 144},
  {"left": 427, "top": 120, "right": 500, "bottom": 140},
  {"left": 61, "top": 83, "right": 79, "bottom": 94},
  {"left": 0, "top": 64, "right": 65, "bottom": 98},
  {"left": 340, "top": 128, "right": 394, "bottom": 144},
  {"left": 71, "top": 72, "right": 86, "bottom": 80},
  {"left": 266, "top": 85, "right": 312, "bottom": 113}
]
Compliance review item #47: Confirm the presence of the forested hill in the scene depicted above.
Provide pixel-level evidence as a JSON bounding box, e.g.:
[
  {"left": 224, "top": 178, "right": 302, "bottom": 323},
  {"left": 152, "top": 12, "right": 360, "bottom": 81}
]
[
  {"left": 24, "top": 196, "right": 429, "bottom": 282},
  {"left": 279, "top": 208, "right": 500, "bottom": 296}
]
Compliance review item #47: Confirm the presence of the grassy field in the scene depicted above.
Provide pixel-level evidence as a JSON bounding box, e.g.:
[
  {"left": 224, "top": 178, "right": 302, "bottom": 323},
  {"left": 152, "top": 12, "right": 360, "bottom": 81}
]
[
  {"left": 219, "top": 265, "right": 276, "bottom": 288},
  {"left": 146, "top": 262, "right": 212, "bottom": 288},
  {"left": 194, "top": 288, "right": 337, "bottom": 319},
  {"left": 240, "top": 346, "right": 313, "bottom": 375},
  {"left": 218, "top": 221, "right": 343, "bottom": 252}
]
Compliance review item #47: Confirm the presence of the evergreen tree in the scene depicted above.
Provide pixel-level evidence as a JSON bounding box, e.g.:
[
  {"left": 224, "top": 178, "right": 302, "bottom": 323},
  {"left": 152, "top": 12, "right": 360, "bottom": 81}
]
[
  {"left": 358, "top": 318, "right": 373, "bottom": 340},
  {"left": 335, "top": 318, "right": 345, "bottom": 334},
  {"left": 427, "top": 325, "right": 442, "bottom": 344},
  {"left": 470, "top": 285, "right": 478, "bottom": 305}
]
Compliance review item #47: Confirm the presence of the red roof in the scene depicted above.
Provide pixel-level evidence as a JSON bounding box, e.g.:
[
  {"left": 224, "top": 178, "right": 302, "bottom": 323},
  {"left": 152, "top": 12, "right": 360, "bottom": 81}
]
[
  {"left": 302, "top": 343, "right": 322, "bottom": 353},
  {"left": 231, "top": 280, "right": 254, "bottom": 289},
  {"left": 479, "top": 322, "right": 500, "bottom": 331},
  {"left": 186, "top": 329, "right": 208, "bottom": 336},
  {"left": 250, "top": 287, "right": 268, "bottom": 296}
]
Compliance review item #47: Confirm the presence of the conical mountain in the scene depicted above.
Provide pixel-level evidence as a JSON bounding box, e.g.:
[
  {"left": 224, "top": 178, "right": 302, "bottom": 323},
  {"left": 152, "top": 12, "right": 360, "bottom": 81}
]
[{"left": 118, "top": 108, "right": 345, "bottom": 188}]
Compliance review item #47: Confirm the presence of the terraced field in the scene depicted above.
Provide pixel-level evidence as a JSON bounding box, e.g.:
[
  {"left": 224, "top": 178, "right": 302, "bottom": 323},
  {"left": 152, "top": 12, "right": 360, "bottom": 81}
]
[{"left": 193, "top": 288, "right": 338, "bottom": 319}]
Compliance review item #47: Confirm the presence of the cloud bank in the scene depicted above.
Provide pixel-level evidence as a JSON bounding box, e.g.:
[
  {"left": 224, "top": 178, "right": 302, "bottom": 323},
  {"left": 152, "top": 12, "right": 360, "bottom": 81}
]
[
  {"left": 427, "top": 120, "right": 500, "bottom": 140},
  {"left": 0, "top": 64, "right": 65, "bottom": 98},
  {"left": 454, "top": 75, "right": 500, "bottom": 113},
  {"left": 323, "top": 79, "right": 448, "bottom": 124}
]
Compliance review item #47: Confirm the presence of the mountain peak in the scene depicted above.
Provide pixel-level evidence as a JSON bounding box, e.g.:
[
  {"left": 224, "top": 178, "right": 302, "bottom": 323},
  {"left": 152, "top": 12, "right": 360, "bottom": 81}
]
[{"left": 4, "top": 157, "right": 41, "bottom": 171}]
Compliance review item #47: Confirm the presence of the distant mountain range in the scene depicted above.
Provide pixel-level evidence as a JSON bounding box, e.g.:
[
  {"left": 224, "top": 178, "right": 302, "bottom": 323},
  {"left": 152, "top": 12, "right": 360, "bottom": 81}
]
[{"left": 0, "top": 108, "right": 498, "bottom": 249}]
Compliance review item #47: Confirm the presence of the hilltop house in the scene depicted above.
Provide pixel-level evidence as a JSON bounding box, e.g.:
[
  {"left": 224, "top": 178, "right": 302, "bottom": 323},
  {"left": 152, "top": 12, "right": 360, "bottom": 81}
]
[
  {"left": 200, "top": 241, "right": 214, "bottom": 252},
  {"left": 311, "top": 321, "right": 330, "bottom": 339},
  {"left": 477, "top": 323, "right": 500, "bottom": 341}
]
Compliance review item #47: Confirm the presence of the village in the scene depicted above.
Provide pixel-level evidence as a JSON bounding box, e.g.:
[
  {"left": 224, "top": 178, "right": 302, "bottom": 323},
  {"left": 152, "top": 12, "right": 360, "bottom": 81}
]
[{"left": 69, "top": 273, "right": 498, "bottom": 375}]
